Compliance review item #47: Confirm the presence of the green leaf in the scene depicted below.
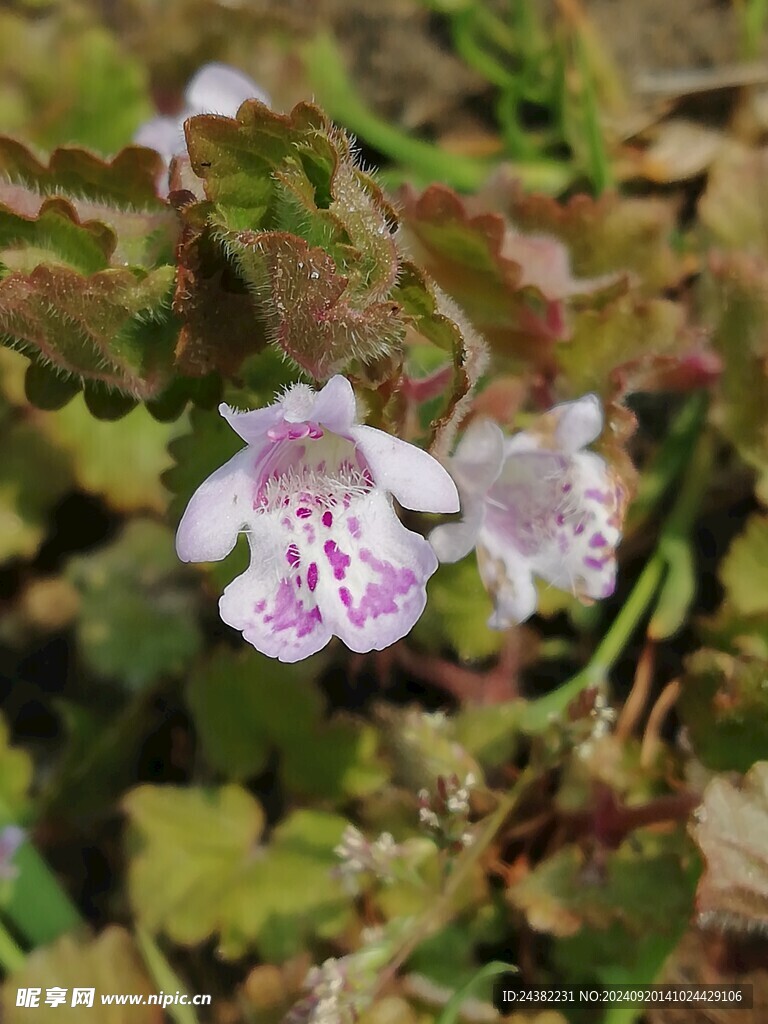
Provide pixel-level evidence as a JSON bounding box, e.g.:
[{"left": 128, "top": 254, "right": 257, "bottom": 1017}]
[
  {"left": 65, "top": 520, "right": 202, "bottom": 689},
  {"left": 679, "top": 650, "right": 768, "bottom": 773},
  {"left": 0, "top": 418, "right": 71, "bottom": 564},
  {"left": 0, "top": 5, "right": 152, "bottom": 155},
  {"left": 37, "top": 395, "right": 186, "bottom": 513},
  {"left": 24, "top": 361, "right": 80, "bottom": 411},
  {"left": 0, "top": 713, "right": 32, "bottom": 821},
  {"left": 412, "top": 556, "right": 504, "bottom": 661},
  {"left": 399, "top": 183, "right": 576, "bottom": 364},
  {"left": 559, "top": 296, "right": 686, "bottom": 397},
  {"left": 704, "top": 251, "right": 768, "bottom": 483},
  {"left": 647, "top": 535, "right": 696, "bottom": 640},
  {"left": 0, "top": 136, "right": 164, "bottom": 209},
  {"left": 453, "top": 702, "right": 523, "bottom": 769},
  {"left": 699, "top": 143, "right": 768, "bottom": 256},
  {"left": 2, "top": 928, "right": 159, "bottom": 1024},
  {"left": 720, "top": 515, "right": 768, "bottom": 616},
  {"left": 508, "top": 834, "right": 698, "bottom": 938},
  {"left": 436, "top": 961, "right": 515, "bottom": 1024},
  {"left": 508, "top": 187, "right": 683, "bottom": 295},
  {"left": 125, "top": 785, "right": 351, "bottom": 958},
  {"left": 0, "top": 195, "right": 113, "bottom": 274},
  {"left": 0, "top": 265, "right": 177, "bottom": 399},
  {"left": 376, "top": 707, "right": 481, "bottom": 792},
  {"left": 188, "top": 648, "right": 388, "bottom": 797},
  {"left": 691, "top": 761, "right": 768, "bottom": 933},
  {"left": 224, "top": 229, "right": 405, "bottom": 381},
  {"left": 186, "top": 101, "right": 335, "bottom": 226}
]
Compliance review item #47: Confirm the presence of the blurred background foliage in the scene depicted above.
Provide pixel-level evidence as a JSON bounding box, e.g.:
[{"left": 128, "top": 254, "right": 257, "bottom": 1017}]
[{"left": 2, "top": 0, "right": 768, "bottom": 1021}]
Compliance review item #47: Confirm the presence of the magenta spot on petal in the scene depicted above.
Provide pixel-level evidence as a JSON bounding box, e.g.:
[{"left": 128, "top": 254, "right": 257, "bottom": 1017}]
[
  {"left": 585, "top": 488, "right": 609, "bottom": 504},
  {"left": 296, "top": 507, "right": 312, "bottom": 518},
  {"left": 303, "top": 524, "right": 316, "bottom": 543},
  {"left": 347, "top": 516, "right": 361, "bottom": 539},
  {"left": 574, "top": 523, "right": 585, "bottom": 535},
  {"left": 254, "top": 600, "right": 266, "bottom": 613},
  {"left": 589, "top": 531, "right": 607, "bottom": 548},
  {"left": 263, "top": 580, "right": 322, "bottom": 638},
  {"left": 308, "top": 426, "right": 324, "bottom": 439},
  {"left": 324, "top": 540, "right": 351, "bottom": 580},
  {"left": 286, "top": 544, "right": 300, "bottom": 567},
  {"left": 584, "top": 555, "right": 608, "bottom": 571},
  {"left": 556, "top": 513, "right": 565, "bottom": 526},
  {"left": 339, "top": 586, "right": 352, "bottom": 607},
  {"left": 322, "top": 510, "right": 333, "bottom": 527},
  {"left": 296, "top": 576, "right": 302, "bottom": 588},
  {"left": 308, "top": 562, "right": 318, "bottom": 592},
  {"left": 562, "top": 483, "right": 572, "bottom": 493},
  {"left": 343, "top": 549, "right": 418, "bottom": 628}
]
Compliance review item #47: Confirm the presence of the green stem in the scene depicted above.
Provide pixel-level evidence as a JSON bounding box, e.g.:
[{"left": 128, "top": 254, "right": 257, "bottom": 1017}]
[
  {"left": 136, "top": 928, "right": 200, "bottom": 1024},
  {"left": 0, "top": 916, "right": 25, "bottom": 974},
  {"left": 520, "top": 553, "right": 666, "bottom": 731},
  {"left": 626, "top": 393, "right": 709, "bottom": 535},
  {"left": 375, "top": 768, "right": 535, "bottom": 993},
  {"left": 304, "top": 33, "right": 572, "bottom": 194}
]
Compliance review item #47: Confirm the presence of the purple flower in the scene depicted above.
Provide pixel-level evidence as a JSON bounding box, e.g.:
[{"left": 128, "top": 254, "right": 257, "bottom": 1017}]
[
  {"left": 430, "top": 395, "right": 625, "bottom": 627},
  {"left": 177, "top": 377, "right": 459, "bottom": 662},
  {"left": 0, "top": 825, "right": 25, "bottom": 881},
  {"left": 134, "top": 62, "right": 271, "bottom": 165}
]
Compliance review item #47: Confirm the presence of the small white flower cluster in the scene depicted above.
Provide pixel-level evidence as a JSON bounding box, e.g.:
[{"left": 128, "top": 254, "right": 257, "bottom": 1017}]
[
  {"left": 333, "top": 825, "right": 402, "bottom": 894},
  {"left": 285, "top": 956, "right": 366, "bottom": 1024},
  {"left": 576, "top": 690, "right": 618, "bottom": 760},
  {"left": 418, "top": 773, "right": 477, "bottom": 850}
]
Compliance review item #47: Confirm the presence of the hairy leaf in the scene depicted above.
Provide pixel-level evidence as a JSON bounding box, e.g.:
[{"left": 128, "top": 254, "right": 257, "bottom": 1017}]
[
  {"left": 0, "top": 265, "right": 177, "bottom": 399},
  {"left": 691, "top": 762, "right": 768, "bottom": 934},
  {"left": 680, "top": 650, "right": 768, "bottom": 774},
  {"left": 509, "top": 835, "right": 697, "bottom": 938}
]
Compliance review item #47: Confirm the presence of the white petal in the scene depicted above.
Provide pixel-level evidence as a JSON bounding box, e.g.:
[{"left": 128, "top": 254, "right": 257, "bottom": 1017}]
[
  {"left": 429, "top": 519, "right": 480, "bottom": 564},
  {"left": 349, "top": 426, "right": 460, "bottom": 513},
  {"left": 310, "top": 375, "right": 358, "bottom": 433},
  {"left": 315, "top": 490, "right": 437, "bottom": 652},
  {"left": 176, "top": 447, "right": 255, "bottom": 563},
  {"left": 219, "top": 402, "right": 283, "bottom": 445},
  {"left": 532, "top": 450, "right": 621, "bottom": 601},
  {"left": 133, "top": 115, "right": 185, "bottom": 162},
  {"left": 451, "top": 417, "right": 505, "bottom": 491},
  {"left": 551, "top": 395, "right": 603, "bottom": 453},
  {"left": 429, "top": 488, "right": 484, "bottom": 563},
  {"left": 220, "top": 566, "right": 333, "bottom": 664},
  {"left": 218, "top": 488, "right": 435, "bottom": 659},
  {"left": 476, "top": 538, "right": 538, "bottom": 628},
  {"left": 506, "top": 395, "right": 603, "bottom": 457},
  {"left": 185, "top": 62, "right": 270, "bottom": 115}
]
